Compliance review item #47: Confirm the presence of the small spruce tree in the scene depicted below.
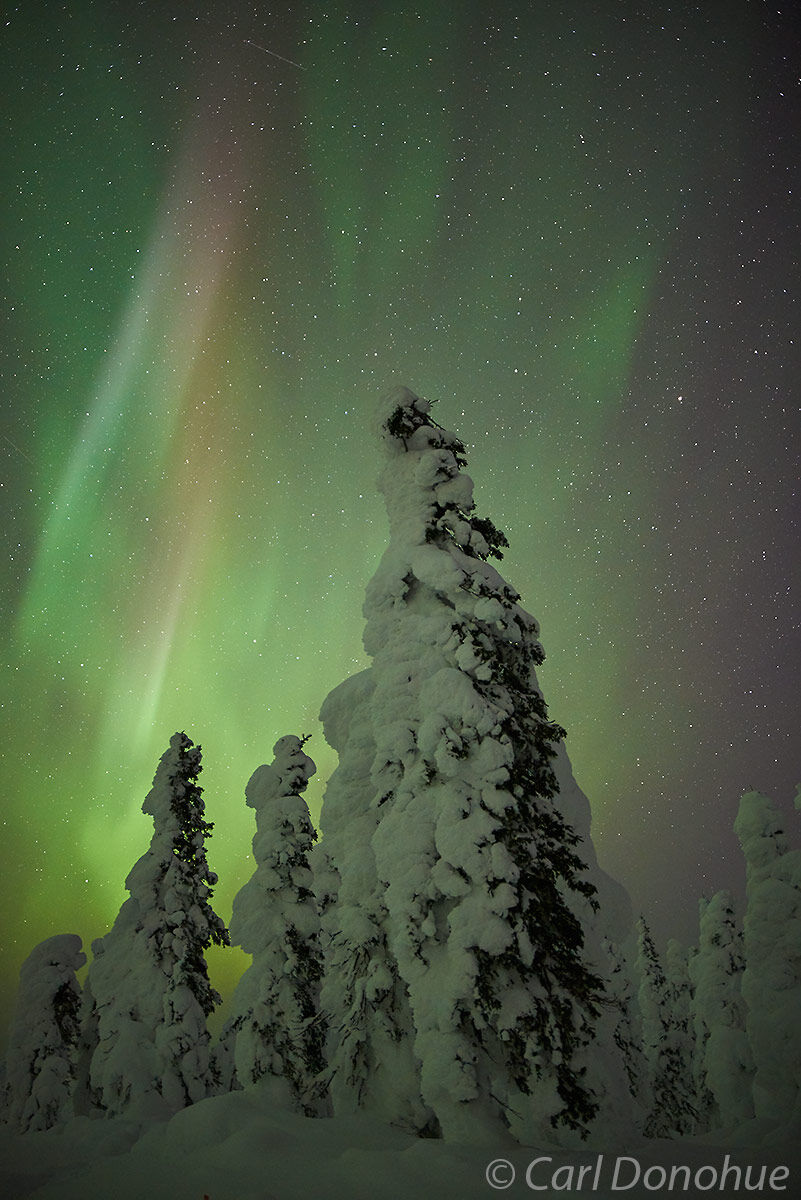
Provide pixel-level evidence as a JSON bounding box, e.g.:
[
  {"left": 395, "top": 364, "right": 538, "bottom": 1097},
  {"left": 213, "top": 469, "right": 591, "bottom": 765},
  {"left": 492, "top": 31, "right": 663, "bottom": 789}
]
[
  {"left": 85, "top": 731, "right": 229, "bottom": 1117},
  {"left": 3, "top": 934, "right": 85, "bottom": 1132},
  {"left": 665, "top": 939, "right": 699, "bottom": 1123},
  {"left": 636, "top": 919, "right": 698, "bottom": 1137},
  {"left": 225, "top": 736, "right": 327, "bottom": 1114}
]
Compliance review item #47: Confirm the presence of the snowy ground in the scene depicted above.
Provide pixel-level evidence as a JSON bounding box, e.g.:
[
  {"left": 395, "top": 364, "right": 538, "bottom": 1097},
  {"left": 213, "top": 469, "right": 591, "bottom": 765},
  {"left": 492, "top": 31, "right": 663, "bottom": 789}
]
[{"left": 1, "top": 1090, "right": 799, "bottom": 1200}]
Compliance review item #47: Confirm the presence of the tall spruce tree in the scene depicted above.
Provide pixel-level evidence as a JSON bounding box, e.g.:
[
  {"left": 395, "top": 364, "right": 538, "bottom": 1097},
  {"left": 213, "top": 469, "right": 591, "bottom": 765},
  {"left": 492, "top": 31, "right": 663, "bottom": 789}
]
[
  {"left": 222, "top": 736, "right": 327, "bottom": 1114},
  {"left": 735, "top": 789, "right": 801, "bottom": 1123},
  {"left": 2, "top": 934, "right": 85, "bottom": 1132},
  {"left": 319, "top": 388, "right": 622, "bottom": 1143},
  {"left": 85, "top": 731, "right": 228, "bottom": 1117}
]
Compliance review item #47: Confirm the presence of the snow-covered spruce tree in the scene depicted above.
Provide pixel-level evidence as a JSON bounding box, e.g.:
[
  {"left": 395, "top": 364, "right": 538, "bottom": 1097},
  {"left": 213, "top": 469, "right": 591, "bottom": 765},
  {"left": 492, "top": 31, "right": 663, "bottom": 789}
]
[
  {"left": 320, "top": 387, "right": 630, "bottom": 1143},
  {"left": 2, "top": 934, "right": 85, "bottom": 1132},
  {"left": 85, "top": 731, "right": 229, "bottom": 1118},
  {"left": 635, "top": 919, "right": 698, "bottom": 1137},
  {"left": 735, "top": 788, "right": 801, "bottom": 1124},
  {"left": 689, "top": 890, "right": 754, "bottom": 1129},
  {"left": 665, "top": 939, "right": 699, "bottom": 1117},
  {"left": 688, "top": 901, "right": 716, "bottom": 1132},
  {"left": 223, "top": 736, "right": 326, "bottom": 1114}
]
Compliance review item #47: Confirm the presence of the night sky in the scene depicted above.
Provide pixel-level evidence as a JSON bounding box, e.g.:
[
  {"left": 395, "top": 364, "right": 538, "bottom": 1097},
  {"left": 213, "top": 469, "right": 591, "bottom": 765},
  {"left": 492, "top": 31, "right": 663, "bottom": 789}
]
[{"left": 1, "top": 1, "right": 799, "bottom": 1045}]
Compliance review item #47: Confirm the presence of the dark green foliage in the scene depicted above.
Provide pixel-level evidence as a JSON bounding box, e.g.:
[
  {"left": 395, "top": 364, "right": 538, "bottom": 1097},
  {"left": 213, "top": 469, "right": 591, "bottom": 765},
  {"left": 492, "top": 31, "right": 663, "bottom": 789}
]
[
  {"left": 477, "top": 595, "right": 603, "bottom": 1132},
  {"left": 285, "top": 926, "right": 327, "bottom": 1102},
  {"left": 385, "top": 402, "right": 429, "bottom": 446},
  {"left": 53, "top": 979, "right": 81, "bottom": 1047},
  {"left": 469, "top": 515, "right": 509, "bottom": 560}
]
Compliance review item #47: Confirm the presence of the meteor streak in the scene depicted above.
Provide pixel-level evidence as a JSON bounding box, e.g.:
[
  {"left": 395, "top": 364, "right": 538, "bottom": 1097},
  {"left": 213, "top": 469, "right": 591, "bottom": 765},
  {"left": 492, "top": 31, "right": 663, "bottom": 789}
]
[{"left": 244, "top": 39, "right": 304, "bottom": 70}]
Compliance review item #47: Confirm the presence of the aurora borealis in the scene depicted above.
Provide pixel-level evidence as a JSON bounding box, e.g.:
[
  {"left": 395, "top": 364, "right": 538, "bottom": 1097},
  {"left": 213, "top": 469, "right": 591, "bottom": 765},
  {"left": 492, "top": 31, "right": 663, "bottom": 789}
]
[{"left": 1, "top": 2, "right": 799, "bottom": 1043}]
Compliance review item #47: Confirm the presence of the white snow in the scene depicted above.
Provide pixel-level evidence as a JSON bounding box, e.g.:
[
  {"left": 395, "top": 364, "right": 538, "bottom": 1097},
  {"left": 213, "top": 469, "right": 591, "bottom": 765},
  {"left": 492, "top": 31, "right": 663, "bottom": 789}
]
[{"left": 0, "top": 1098, "right": 799, "bottom": 1200}]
